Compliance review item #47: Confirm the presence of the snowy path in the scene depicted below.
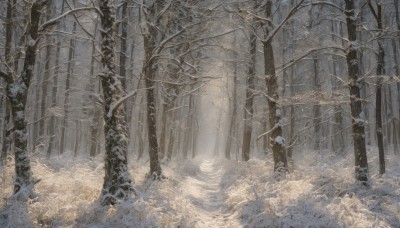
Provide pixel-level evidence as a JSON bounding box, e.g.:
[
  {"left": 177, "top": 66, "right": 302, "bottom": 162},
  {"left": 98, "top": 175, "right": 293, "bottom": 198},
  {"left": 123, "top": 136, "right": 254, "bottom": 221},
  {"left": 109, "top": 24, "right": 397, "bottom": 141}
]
[{"left": 182, "top": 160, "right": 240, "bottom": 227}]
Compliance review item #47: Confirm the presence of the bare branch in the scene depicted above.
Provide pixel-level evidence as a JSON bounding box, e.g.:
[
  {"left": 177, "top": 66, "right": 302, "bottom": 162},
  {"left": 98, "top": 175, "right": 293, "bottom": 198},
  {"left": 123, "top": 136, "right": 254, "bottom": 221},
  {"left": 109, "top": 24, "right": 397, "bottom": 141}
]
[
  {"left": 277, "top": 46, "right": 345, "bottom": 72},
  {"left": 238, "top": 8, "right": 274, "bottom": 25},
  {"left": 39, "top": 6, "right": 100, "bottom": 31},
  {"left": 65, "top": 0, "right": 95, "bottom": 39},
  {"left": 107, "top": 87, "right": 153, "bottom": 118},
  {"left": 0, "top": 70, "right": 13, "bottom": 84},
  {"left": 264, "top": 0, "right": 306, "bottom": 44},
  {"left": 366, "top": 0, "right": 379, "bottom": 21}
]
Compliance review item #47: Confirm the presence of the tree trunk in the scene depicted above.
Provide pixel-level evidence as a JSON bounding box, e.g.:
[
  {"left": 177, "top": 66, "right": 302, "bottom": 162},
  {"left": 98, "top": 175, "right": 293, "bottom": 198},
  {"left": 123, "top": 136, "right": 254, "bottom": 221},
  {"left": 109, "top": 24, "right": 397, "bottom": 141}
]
[
  {"left": 46, "top": 0, "right": 65, "bottom": 157},
  {"left": 60, "top": 21, "right": 76, "bottom": 154},
  {"left": 4, "top": 0, "right": 47, "bottom": 195},
  {"left": 119, "top": 0, "right": 128, "bottom": 89},
  {"left": 370, "top": 1, "right": 385, "bottom": 175},
  {"left": 330, "top": 20, "right": 345, "bottom": 155},
  {"left": 183, "top": 96, "right": 193, "bottom": 159},
  {"left": 264, "top": 0, "right": 288, "bottom": 173},
  {"left": 89, "top": 19, "right": 100, "bottom": 158},
  {"left": 287, "top": 65, "right": 295, "bottom": 159},
  {"left": 99, "top": 0, "right": 132, "bottom": 205},
  {"left": 391, "top": 38, "right": 400, "bottom": 155},
  {"left": 312, "top": 57, "right": 321, "bottom": 152},
  {"left": 159, "top": 102, "right": 171, "bottom": 160},
  {"left": 242, "top": 30, "right": 256, "bottom": 161},
  {"left": 38, "top": 1, "right": 53, "bottom": 147},
  {"left": 1, "top": 0, "right": 15, "bottom": 165},
  {"left": 345, "top": 0, "right": 368, "bottom": 183},
  {"left": 225, "top": 68, "right": 237, "bottom": 160},
  {"left": 142, "top": 5, "right": 163, "bottom": 177},
  {"left": 143, "top": 60, "right": 162, "bottom": 178}
]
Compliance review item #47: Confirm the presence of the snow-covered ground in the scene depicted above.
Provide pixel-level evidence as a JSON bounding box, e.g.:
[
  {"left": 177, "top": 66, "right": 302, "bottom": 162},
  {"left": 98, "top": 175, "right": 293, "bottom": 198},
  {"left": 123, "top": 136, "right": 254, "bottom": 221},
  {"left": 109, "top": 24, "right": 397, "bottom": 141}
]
[{"left": 0, "top": 148, "right": 399, "bottom": 227}]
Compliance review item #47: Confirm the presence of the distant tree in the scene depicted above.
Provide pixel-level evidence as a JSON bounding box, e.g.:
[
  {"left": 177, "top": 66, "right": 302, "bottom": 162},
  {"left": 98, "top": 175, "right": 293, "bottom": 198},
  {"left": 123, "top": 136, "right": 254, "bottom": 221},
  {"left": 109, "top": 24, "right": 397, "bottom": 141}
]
[
  {"left": 242, "top": 1, "right": 258, "bottom": 162},
  {"left": 367, "top": 0, "right": 385, "bottom": 175}
]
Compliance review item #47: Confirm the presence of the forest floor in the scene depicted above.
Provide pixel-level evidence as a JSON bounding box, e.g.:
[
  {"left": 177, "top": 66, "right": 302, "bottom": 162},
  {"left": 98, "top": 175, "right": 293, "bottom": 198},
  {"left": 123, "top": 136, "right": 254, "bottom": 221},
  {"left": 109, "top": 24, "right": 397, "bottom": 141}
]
[{"left": 0, "top": 147, "right": 399, "bottom": 227}]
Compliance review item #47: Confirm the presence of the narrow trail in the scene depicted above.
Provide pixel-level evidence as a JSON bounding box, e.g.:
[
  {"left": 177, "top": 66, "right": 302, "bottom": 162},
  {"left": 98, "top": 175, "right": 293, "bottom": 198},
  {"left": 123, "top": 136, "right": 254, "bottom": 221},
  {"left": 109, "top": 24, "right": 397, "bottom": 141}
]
[{"left": 182, "top": 160, "right": 240, "bottom": 227}]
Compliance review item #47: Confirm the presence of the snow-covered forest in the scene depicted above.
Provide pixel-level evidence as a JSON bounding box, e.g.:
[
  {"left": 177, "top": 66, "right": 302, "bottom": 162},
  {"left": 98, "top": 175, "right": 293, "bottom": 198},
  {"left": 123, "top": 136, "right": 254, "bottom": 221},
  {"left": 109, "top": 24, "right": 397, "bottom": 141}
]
[{"left": 0, "top": 0, "right": 399, "bottom": 227}]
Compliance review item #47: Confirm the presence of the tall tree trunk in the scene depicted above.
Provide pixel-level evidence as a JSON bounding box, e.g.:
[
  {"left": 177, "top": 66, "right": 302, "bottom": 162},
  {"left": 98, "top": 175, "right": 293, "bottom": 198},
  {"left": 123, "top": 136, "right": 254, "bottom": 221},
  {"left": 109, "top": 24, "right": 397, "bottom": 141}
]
[
  {"left": 38, "top": 1, "right": 53, "bottom": 148},
  {"left": 367, "top": 1, "right": 385, "bottom": 175},
  {"left": 119, "top": 0, "right": 128, "bottom": 89},
  {"left": 264, "top": 0, "right": 288, "bottom": 173},
  {"left": 242, "top": 30, "right": 256, "bottom": 161},
  {"left": 312, "top": 57, "right": 321, "bottom": 152},
  {"left": 46, "top": 0, "right": 65, "bottom": 157},
  {"left": 376, "top": 45, "right": 385, "bottom": 175},
  {"left": 225, "top": 63, "right": 238, "bottom": 160},
  {"left": 143, "top": 60, "right": 162, "bottom": 178},
  {"left": 3, "top": 0, "right": 47, "bottom": 195},
  {"left": 99, "top": 0, "right": 132, "bottom": 205},
  {"left": 89, "top": 19, "right": 100, "bottom": 158},
  {"left": 60, "top": 21, "right": 76, "bottom": 154},
  {"left": 345, "top": 0, "right": 368, "bottom": 183},
  {"left": 330, "top": 20, "right": 345, "bottom": 155},
  {"left": 391, "top": 38, "right": 400, "bottom": 155},
  {"left": 393, "top": 0, "right": 400, "bottom": 155},
  {"left": 142, "top": 3, "right": 163, "bottom": 177},
  {"left": 1, "top": 0, "right": 15, "bottom": 165}
]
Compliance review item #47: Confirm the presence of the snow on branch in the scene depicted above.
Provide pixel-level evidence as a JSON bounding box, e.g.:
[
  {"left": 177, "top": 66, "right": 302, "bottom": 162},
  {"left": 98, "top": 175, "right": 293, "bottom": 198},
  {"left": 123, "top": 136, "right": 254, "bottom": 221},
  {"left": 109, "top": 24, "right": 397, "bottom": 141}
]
[
  {"left": 277, "top": 46, "right": 344, "bottom": 72},
  {"left": 238, "top": 9, "right": 274, "bottom": 25},
  {"left": 264, "top": 0, "right": 306, "bottom": 44},
  {"left": 302, "top": 1, "right": 344, "bottom": 12},
  {"left": 257, "top": 123, "right": 279, "bottom": 140},
  {"left": 107, "top": 87, "right": 153, "bottom": 118},
  {"left": 155, "top": 21, "right": 203, "bottom": 55},
  {"left": 39, "top": 7, "right": 101, "bottom": 31}
]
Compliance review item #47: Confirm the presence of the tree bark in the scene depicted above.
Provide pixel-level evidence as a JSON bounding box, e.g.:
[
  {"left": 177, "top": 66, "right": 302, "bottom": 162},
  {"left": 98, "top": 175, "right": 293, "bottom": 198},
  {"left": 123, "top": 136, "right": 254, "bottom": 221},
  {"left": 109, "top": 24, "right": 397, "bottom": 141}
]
[
  {"left": 4, "top": 0, "right": 47, "bottom": 195},
  {"left": 142, "top": 2, "right": 163, "bottom": 178},
  {"left": 263, "top": 0, "right": 288, "bottom": 173},
  {"left": 1, "top": 0, "right": 15, "bottom": 165},
  {"left": 345, "top": 0, "right": 368, "bottom": 183},
  {"left": 99, "top": 0, "right": 133, "bottom": 205}
]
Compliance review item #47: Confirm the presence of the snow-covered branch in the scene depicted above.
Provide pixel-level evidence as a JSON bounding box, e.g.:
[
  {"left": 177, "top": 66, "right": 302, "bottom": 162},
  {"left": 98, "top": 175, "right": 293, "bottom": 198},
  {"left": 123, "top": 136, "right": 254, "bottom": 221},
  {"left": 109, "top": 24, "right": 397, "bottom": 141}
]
[
  {"left": 107, "top": 87, "right": 153, "bottom": 118},
  {"left": 277, "top": 46, "right": 344, "bottom": 72},
  {"left": 264, "top": 0, "right": 306, "bottom": 44},
  {"left": 39, "top": 7, "right": 100, "bottom": 31}
]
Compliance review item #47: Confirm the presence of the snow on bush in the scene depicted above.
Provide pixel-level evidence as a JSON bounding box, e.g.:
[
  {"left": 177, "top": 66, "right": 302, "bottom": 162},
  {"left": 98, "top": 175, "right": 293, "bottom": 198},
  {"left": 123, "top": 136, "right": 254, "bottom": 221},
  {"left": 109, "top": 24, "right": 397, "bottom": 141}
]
[{"left": 0, "top": 148, "right": 398, "bottom": 227}]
